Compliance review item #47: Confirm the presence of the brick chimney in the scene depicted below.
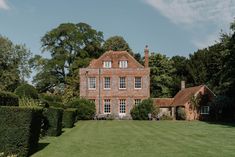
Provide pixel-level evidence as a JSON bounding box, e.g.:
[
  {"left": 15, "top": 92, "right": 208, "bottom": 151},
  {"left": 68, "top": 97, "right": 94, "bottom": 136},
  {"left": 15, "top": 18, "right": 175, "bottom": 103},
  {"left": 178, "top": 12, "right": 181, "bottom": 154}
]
[
  {"left": 181, "top": 80, "right": 185, "bottom": 90},
  {"left": 144, "top": 45, "right": 149, "bottom": 68}
]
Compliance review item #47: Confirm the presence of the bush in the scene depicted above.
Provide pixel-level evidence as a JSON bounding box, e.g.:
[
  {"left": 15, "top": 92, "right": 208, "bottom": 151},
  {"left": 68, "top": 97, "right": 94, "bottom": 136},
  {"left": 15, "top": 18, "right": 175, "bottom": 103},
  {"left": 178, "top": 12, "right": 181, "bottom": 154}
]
[
  {"left": 62, "top": 108, "right": 77, "bottom": 128},
  {"left": 160, "top": 114, "right": 173, "bottom": 120},
  {"left": 66, "top": 98, "right": 96, "bottom": 120},
  {"left": 19, "top": 98, "right": 40, "bottom": 107},
  {"left": 14, "top": 84, "right": 39, "bottom": 99},
  {"left": 131, "top": 98, "right": 159, "bottom": 120},
  {"left": 176, "top": 107, "right": 186, "bottom": 120},
  {"left": 42, "top": 107, "right": 63, "bottom": 136},
  {"left": 40, "top": 94, "right": 64, "bottom": 108},
  {"left": 0, "top": 91, "right": 19, "bottom": 106},
  {"left": 0, "top": 106, "right": 42, "bottom": 157}
]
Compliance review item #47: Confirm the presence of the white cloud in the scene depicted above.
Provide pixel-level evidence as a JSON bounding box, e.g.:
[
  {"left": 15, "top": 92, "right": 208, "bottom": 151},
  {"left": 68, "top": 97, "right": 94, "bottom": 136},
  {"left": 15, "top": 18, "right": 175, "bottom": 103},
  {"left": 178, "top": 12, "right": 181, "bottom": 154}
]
[
  {"left": 144, "top": 0, "right": 235, "bottom": 48},
  {"left": 0, "top": 0, "right": 9, "bottom": 10}
]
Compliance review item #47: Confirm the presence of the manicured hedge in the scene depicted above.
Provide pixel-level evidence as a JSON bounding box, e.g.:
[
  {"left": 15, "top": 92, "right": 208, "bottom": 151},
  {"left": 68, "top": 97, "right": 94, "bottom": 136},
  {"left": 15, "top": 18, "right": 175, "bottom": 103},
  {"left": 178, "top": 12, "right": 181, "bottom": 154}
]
[
  {"left": 42, "top": 107, "right": 63, "bottom": 136},
  {"left": 0, "top": 107, "right": 42, "bottom": 157},
  {"left": 14, "top": 84, "right": 39, "bottom": 99},
  {"left": 62, "top": 108, "right": 77, "bottom": 128},
  {"left": 0, "top": 91, "right": 19, "bottom": 106}
]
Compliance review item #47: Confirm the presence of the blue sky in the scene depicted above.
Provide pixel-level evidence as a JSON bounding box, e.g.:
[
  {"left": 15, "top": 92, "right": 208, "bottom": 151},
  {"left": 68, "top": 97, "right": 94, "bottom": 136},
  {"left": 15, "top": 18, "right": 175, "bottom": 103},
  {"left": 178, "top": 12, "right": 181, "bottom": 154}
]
[{"left": 0, "top": 0, "right": 235, "bottom": 57}]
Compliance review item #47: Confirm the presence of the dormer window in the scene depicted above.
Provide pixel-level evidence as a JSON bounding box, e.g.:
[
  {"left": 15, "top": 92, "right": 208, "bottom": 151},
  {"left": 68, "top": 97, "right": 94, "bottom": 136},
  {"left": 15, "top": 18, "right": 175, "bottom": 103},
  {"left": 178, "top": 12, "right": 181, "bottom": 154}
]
[
  {"left": 119, "top": 60, "right": 128, "bottom": 68},
  {"left": 103, "top": 61, "right": 112, "bottom": 68}
]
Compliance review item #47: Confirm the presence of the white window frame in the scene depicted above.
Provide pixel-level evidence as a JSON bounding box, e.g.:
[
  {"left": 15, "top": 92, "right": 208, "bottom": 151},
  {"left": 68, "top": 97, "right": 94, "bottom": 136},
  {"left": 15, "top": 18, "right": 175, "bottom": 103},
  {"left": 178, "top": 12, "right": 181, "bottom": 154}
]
[
  {"left": 119, "top": 77, "right": 126, "bottom": 89},
  {"left": 134, "top": 77, "right": 142, "bottom": 89},
  {"left": 104, "top": 99, "right": 111, "bottom": 114},
  {"left": 119, "top": 99, "right": 126, "bottom": 113},
  {"left": 103, "top": 61, "right": 112, "bottom": 68},
  {"left": 88, "top": 77, "right": 96, "bottom": 90},
  {"left": 119, "top": 60, "right": 128, "bottom": 68},
  {"left": 200, "top": 106, "right": 210, "bottom": 115},
  {"left": 134, "top": 99, "right": 141, "bottom": 106},
  {"left": 104, "top": 77, "right": 111, "bottom": 89}
]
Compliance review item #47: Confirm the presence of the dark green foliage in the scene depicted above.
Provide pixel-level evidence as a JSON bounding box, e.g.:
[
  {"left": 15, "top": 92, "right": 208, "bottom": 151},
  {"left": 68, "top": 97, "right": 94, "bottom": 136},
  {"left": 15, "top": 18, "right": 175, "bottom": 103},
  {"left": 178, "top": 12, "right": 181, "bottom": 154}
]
[
  {"left": 160, "top": 114, "right": 173, "bottom": 120},
  {"left": 42, "top": 107, "right": 63, "bottom": 136},
  {"left": 131, "top": 98, "right": 159, "bottom": 120},
  {"left": 40, "top": 93, "right": 63, "bottom": 108},
  {"left": 66, "top": 98, "right": 96, "bottom": 120},
  {"left": 0, "top": 107, "right": 42, "bottom": 157},
  {"left": 0, "top": 91, "right": 19, "bottom": 106},
  {"left": 176, "top": 107, "right": 186, "bottom": 120},
  {"left": 14, "top": 84, "right": 39, "bottom": 99},
  {"left": 62, "top": 108, "right": 77, "bottom": 128}
]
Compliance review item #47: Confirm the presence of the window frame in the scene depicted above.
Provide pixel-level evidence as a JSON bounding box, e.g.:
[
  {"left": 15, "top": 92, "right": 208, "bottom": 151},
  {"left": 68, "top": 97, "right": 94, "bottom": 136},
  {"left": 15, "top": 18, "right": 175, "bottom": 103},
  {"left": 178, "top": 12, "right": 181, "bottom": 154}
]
[
  {"left": 134, "top": 77, "right": 142, "bottom": 89},
  {"left": 134, "top": 99, "right": 141, "bottom": 106},
  {"left": 103, "top": 61, "right": 112, "bottom": 68},
  {"left": 200, "top": 106, "right": 210, "bottom": 115},
  {"left": 119, "top": 99, "right": 126, "bottom": 113},
  {"left": 104, "top": 99, "right": 111, "bottom": 114},
  {"left": 119, "top": 60, "right": 128, "bottom": 68},
  {"left": 119, "top": 77, "right": 126, "bottom": 89},
  {"left": 88, "top": 77, "right": 96, "bottom": 90},
  {"left": 104, "top": 77, "right": 111, "bottom": 89}
]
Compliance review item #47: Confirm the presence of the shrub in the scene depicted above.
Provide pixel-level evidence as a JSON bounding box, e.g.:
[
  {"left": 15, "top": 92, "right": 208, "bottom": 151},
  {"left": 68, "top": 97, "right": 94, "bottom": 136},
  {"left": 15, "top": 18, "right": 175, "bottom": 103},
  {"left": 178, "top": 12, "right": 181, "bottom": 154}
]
[
  {"left": 19, "top": 98, "right": 40, "bottom": 107},
  {"left": 160, "top": 114, "right": 173, "bottom": 120},
  {"left": 62, "top": 108, "right": 77, "bottom": 128},
  {"left": 40, "top": 94, "right": 64, "bottom": 108},
  {"left": 0, "top": 91, "right": 19, "bottom": 106},
  {"left": 14, "top": 84, "right": 39, "bottom": 99},
  {"left": 176, "top": 107, "right": 186, "bottom": 120},
  {"left": 0, "top": 106, "right": 42, "bottom": 157},
  {"left": 42, "top": 107, "right": 63, "bottom": 136},
  {"left": 66, "top": 98, "right": 96, "bottom": 120},
  {"left": 131, "top": 98, "right": 159, "bottom": 120}
]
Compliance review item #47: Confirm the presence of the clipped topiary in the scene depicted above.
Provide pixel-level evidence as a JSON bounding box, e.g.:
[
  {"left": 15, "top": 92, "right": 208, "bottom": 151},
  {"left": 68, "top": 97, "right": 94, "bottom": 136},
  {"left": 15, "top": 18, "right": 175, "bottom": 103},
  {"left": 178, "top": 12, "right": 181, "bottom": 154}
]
[
  {"left": 0, "top": 91, "right": 19, "bottom": 106},
  {"left": 39, "top": 93, "right": 63, "bottom": 108},
  {"left": 176, "top": 107, "right": 186, "bottom": 120},
  {"left": 66, "top": 98, "right": 96, "bottom": 120},
  {"left": 62, "top": 108, "right": 77, "bottom": 128},
  {"left": 15, "top": 84, "right": 39, "bottom": 99}
]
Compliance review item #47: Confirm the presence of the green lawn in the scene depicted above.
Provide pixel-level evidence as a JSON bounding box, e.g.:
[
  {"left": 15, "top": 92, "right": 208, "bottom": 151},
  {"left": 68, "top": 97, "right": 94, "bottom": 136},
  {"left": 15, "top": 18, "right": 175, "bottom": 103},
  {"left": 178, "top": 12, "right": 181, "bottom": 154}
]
[{"left": 32, "top": 121, "right": 235, "bottom": 157}]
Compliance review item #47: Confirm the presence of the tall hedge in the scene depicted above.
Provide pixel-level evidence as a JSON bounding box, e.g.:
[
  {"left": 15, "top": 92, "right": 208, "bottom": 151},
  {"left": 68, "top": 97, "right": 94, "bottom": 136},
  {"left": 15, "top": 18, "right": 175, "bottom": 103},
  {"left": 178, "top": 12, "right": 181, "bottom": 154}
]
[
  {"left": 42, "top": 107, "right": 63, "bottom": 136},
  {"left": 66, "top": 98, "right": 96, "bottom": 120},
  {"left": 62, "top": 108, "right": 77, "bottom": 128},
  {"left": 0, "top": 91, "right": 19, "bottom": 106},
  {"left": 14, "top": 84, "right": 39, "bottom": 99},
  {"left": 0, "top": 107, "right": 42, "bottom": 157}
]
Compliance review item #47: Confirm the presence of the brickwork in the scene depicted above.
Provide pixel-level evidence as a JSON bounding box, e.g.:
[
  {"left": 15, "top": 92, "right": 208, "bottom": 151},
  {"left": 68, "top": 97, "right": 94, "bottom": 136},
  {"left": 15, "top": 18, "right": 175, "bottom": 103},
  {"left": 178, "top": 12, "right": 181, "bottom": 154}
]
[{"left": 79, "top": 51, "right": 150, "bottom": 118}]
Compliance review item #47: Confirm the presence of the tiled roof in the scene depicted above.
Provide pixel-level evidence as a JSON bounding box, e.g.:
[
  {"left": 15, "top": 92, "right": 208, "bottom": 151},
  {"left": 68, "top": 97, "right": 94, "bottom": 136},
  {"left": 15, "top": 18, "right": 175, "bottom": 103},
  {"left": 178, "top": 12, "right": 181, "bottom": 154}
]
[
  {"left": 171, "top": 85, "right": 204, "bottom": 106},
  {"left": 88, "top": 50, "right": 144, "bottom": 68},
  {"left": 153, "top": 85, "right": 206, "bottom": 107},
  {"left": 153, "top": 98, "right": 174, "bottom": 107}
]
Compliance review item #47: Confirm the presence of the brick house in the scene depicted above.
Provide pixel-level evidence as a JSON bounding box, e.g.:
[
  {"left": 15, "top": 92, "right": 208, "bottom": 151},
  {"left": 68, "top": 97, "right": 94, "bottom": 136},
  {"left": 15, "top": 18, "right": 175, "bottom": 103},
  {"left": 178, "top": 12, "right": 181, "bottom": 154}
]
[
  {"left": 79, "top": 48, "right": 150, "bottom": 118},
  {"left": 153, "top": 81, "right": 215, "bottom": 120}
]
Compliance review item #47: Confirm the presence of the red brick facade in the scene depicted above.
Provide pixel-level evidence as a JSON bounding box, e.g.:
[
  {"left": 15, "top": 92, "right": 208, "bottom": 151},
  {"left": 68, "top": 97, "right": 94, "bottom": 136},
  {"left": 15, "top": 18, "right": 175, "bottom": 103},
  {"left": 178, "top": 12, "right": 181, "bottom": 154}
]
[{"left": 79, "top": 50, "right": 150, "bottom": 118}]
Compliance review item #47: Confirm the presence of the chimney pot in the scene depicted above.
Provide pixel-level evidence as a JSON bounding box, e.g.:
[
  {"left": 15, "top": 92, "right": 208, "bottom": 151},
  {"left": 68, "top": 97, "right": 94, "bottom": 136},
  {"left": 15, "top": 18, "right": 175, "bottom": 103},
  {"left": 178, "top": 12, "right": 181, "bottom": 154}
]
[
  {"left": 181, "top": 81, "right": 185, "bottom": 90},
  {"left": 144, "top": 45, "right": 149, "bottom": 68}
]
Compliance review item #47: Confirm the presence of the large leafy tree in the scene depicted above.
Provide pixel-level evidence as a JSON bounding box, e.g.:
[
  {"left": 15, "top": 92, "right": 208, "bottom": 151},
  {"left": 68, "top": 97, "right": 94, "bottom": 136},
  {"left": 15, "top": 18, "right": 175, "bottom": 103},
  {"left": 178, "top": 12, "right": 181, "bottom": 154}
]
[
  {"left": 32, "top": 23, "right": 104, "bottom": 98},
  {"left": 102, "top": 36, "right": 133, "bottom": 55},
  {"left": 0, "top": 36, "right": 32, "bottom": 91},
  {"left": 149, "top": 53, "right": 175, "bottom": 97}
]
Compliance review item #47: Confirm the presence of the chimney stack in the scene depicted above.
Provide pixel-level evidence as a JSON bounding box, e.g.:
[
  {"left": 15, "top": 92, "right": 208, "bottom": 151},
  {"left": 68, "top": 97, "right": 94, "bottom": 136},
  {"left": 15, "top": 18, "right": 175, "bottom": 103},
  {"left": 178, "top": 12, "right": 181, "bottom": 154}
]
[
  {"left": 181, "top": 80, "right": 185, "bottom": 90},
  {"left": 144, "top": 45, "right": 149, "bottom": 68}
]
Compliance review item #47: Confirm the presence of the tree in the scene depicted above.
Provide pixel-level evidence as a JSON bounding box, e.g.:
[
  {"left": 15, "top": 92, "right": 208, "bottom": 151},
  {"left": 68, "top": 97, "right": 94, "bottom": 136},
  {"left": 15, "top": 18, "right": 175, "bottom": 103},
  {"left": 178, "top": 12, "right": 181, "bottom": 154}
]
[
  {"left": 0, "top": 36, "right": 32, "bottom": 91},
  {"left": 149, "top": 53, "right": 176, "bottom": 97},
  {"left": 102, "top": 36, "right": 133, "bottom": 55},
  {"left": 31, "top": 22, "right": 104, "bottom": 96}
]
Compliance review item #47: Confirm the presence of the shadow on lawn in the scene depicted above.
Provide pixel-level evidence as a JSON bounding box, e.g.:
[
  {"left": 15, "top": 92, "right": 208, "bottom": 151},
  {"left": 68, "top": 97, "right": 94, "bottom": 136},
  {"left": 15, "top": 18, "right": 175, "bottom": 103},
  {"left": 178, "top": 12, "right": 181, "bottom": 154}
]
[{"left": 204, "top": 121, "right": 235, "bottom": 128}]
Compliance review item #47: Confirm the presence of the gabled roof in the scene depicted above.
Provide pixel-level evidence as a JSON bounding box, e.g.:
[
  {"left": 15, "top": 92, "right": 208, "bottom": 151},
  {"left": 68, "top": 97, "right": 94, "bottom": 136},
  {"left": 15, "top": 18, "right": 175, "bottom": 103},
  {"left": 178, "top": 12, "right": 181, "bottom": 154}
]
[
  {"left": 171, "top": 85, "right": 204, "bottom": 106},
  {"left": 88, "top": 50, "right": 144, "bottom": 68},
  {"left": 154, "top": 85, "right": 215, "bottom": 107},
  {"left": 153, "top": 98, "right": 174, "bottom": 107}
]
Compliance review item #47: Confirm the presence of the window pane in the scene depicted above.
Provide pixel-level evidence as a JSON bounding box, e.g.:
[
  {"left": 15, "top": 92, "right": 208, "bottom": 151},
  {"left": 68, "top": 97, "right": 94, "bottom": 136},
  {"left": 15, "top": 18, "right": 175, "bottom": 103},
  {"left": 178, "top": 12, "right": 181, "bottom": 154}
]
[
  {"left": 89, "top": 77, "right": 96, "bottom": 89},
  {"left": 104, "top": 77, "right": 110, "bottom": 89},
  {"left": 135, "top": 77, "right": 141, "bottom": 88},
  {"left": 119, "top": 99, "right": 126, "bottom": 113},
  {"left": 119, "top": 61, "right": 128, "bottom": 68},
  {"left": 119, "top": 77, "right": 126, "bottom": 89},
  {"left": 134, "top": 99, "right": 141, "bottom": 106},
  {"left": 104, "top": 99, "right": 111, "bottom": 113},
  {"left": 103, "top": 61, "right": 111, "bottom": 68}
]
